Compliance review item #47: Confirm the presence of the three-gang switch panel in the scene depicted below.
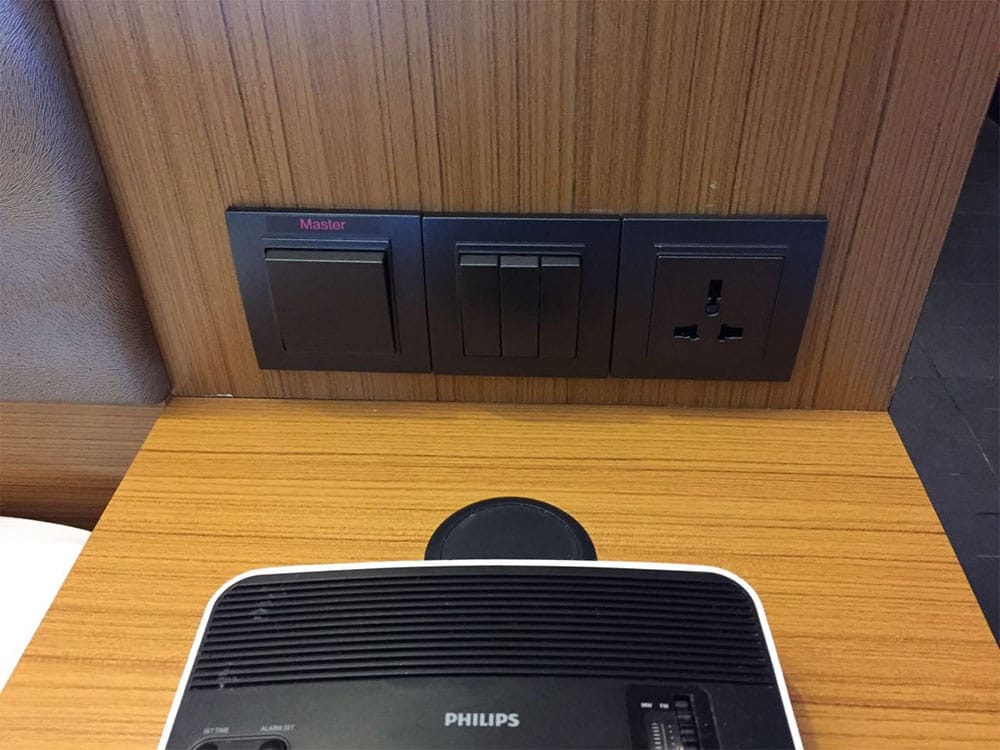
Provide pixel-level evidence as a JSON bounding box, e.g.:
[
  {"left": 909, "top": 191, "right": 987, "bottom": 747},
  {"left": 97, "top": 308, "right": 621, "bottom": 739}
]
[{"left": 227, "top": 210, "right": 826, "bottom": 381}]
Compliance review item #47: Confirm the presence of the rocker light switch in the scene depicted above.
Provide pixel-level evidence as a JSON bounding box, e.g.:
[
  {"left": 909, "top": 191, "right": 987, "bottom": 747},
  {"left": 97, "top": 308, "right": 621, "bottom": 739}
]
[
  {"left": 423, "top": 215, "right": 619, "bottom": 377},
  {"left": 500, "top": 255, "right": 540, "bottom": 357},
  {"left": 226, "top": 209, "right": 430, "bottom": 372},
  {"left": 540, "top": 255, "right": 581, "bottom": 358},
  {"left": 458, "top": 254, "right": 500, "bottom": 356},
  {"left": 265, "top": 249, "right": 394, "bottom": 354}
]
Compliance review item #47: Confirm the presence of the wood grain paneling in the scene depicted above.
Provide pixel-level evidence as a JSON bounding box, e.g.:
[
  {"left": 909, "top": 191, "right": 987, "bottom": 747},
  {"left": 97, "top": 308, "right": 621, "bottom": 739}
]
[
  {"left": 54, "top": 0, "right": 999, "bottom": 409},
  {"left": 0, "top": 398, "right": 996, "bottom": 747},
  {"left": 0, "top": 402, "right": 162, "bottom": 529}
]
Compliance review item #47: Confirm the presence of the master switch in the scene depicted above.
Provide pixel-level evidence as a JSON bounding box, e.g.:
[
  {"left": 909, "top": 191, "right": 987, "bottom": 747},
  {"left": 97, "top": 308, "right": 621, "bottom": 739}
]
[
  {"left": 226, "top": 209, "right": 430, "bottom": 373},
  {"left": 265, "top": 248, "right": 395, "bottom": 354}
]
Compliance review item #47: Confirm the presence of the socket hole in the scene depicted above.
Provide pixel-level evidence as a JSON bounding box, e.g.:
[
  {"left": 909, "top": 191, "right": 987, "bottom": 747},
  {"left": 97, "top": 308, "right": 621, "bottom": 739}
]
[
  {"left": 674, "top": 324, "right": 699, "bottom": 341},
  {"left": 718, "top": 324, "right": 743, "bottom": 341},
  {"left": 705, "top": 279, "right": 723, "bottom": 316}
]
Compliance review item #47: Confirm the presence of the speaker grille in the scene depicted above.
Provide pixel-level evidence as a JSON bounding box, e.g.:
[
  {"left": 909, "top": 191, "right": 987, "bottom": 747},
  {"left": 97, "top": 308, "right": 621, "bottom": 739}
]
[{"left": 187, "top": 568, "right": 775, "bottom": 690}]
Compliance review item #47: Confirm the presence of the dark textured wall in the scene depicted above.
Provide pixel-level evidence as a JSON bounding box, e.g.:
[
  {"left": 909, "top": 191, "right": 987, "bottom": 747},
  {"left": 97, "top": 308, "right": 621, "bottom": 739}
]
[{"left": 0, "top": 0, "right": 169, "bottom": 404}]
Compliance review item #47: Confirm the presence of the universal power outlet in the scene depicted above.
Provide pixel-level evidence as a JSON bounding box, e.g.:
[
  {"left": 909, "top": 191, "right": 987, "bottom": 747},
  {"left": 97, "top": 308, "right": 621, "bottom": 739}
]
[
  {"left": 669, "top": 282, "right": 750, "bottom": 342},
  {"left": 612, "top": 217, "right": 826, "bottom": 380},
  {"left": 647, "top": 255, "right": 783, "bottom": 363}
]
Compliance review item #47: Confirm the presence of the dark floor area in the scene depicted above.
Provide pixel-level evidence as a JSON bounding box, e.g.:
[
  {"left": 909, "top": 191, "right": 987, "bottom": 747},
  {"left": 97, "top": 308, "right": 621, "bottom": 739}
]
[{"left": 890, "top": 119, "right": 999, "bottom": 644}]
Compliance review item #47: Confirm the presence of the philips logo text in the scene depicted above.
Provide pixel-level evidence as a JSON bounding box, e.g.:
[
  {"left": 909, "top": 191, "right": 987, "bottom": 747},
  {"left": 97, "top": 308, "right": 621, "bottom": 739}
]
[{"left": 444, "top": 712, "right": 520, "bottom": 728}]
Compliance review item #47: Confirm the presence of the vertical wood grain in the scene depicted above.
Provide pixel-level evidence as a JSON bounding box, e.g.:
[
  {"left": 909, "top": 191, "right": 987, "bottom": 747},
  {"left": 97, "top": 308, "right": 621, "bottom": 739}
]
[
  {"left": 789, "top": 0, "right": 906, "bottom": 408},
  {"left": 54, "top": 0, "right": 999, "bottom": 408},
  {"left": 646, "top": 2, "right": 762, "bottom": 214},
  {"left": 814, "top": 0, "right": 1000, "bottom": 406}
]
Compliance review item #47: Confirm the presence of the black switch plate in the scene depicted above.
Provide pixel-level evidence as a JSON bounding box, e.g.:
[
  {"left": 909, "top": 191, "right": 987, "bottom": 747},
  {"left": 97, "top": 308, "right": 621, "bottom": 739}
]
[
  {"left": 539, "top": 256, "right": 582, "bottom": 358},
  {"left": 423, "top": 215, "right": 619, "bottom": 377},
  {"left": 265, "top": 248, "right": 395, "bottom": 354},
  {"left": 458, "top": 254, "right": 501, "bottom": 357},
  {"left": 612, "top": 217, "right": 826, "bottom": 380},
  {"left": 499, "top": 255, "right": 541, "bottom": 357},
  {"left": 227, "top": 208, "right": 430, "bottom": 373}
]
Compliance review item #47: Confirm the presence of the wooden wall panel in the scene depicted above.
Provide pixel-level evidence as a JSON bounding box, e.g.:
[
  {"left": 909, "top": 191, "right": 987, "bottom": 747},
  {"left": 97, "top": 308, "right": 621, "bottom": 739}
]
[
  {"left": 54, "top": 0, "right": 998, "bottom": 409},
  {"left": 0, "top": 402, "right": 162, "bottom": 529},
  {"left": 814, "top": 0, "right": 1000, "bottom": 405}
]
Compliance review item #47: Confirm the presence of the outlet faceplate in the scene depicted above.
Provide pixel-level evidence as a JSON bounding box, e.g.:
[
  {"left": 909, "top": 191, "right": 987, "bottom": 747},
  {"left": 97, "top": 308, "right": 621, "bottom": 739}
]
[{"left": 611, "top": 217, "right": 826, "bottom": 380}]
